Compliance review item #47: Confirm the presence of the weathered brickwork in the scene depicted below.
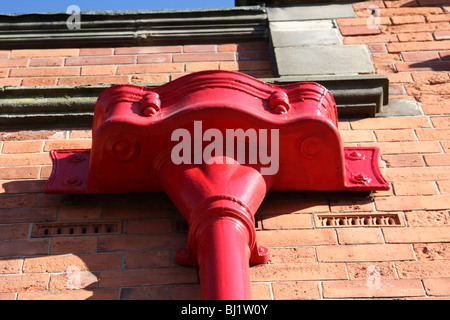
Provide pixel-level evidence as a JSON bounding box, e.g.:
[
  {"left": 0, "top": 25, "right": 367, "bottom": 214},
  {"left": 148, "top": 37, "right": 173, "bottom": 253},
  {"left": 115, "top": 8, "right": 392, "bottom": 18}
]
[{"left": 0, "top": 0, "right": 449, "bottom": 300}]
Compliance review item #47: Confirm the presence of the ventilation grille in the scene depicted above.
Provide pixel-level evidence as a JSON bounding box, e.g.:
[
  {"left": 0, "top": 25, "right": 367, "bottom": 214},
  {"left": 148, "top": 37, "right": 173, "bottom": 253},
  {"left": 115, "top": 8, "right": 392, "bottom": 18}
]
[
  {"left": 32, "top": 221, "right": 122, "bottom": 237},
  {"left": 314, "top": 213, "right": 403, "bottom": 228}
]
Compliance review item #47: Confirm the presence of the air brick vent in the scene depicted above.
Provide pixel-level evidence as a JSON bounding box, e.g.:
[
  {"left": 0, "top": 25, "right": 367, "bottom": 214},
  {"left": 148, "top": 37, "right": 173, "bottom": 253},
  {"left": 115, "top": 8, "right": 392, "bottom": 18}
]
[
  {"left": 32, "top": 221, "right": 122, "bottom": 237},
  {"left": 314, "top": 213, "right": 403, "bottom": 228}
]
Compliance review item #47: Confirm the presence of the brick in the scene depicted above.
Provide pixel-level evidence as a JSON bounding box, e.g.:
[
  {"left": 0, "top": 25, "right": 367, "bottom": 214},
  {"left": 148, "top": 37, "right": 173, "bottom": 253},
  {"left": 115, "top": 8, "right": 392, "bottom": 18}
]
[
  {"left": 0, "top": 79, "right": 21, "bottom": 86},
  {"left": 49, "top": 271, "right": 98, "bottom": 290},
  {"left": 272, "top": 281, "right": 321, "bottom": 300},
  {"left": 393, "top": 181, "right": 437, "bottom": 196},
  {"left": 412, "top": 72, "right": 449, "bottom": 84},
  {"left": 346, "top": 262, "right": 398, "bottom": 280},
  {"left": 423, "top": 279, "right": 450, "bottom": 296},
  {"left": 255, "top": 229, "right": 336, "bottom": 247},
  {"left": 69, "top": 130, "right": 92, "bottom": 139},
  {"left": 268, "top": 247, "right": 316, "bottom": 264},
  {"left": 417, "top": 0, "right": 450, "bottom": 5},
  {"left": 322, "top": 279, "right": 424, "bottom": 298},
  {"left": 17, "top": 289, "right": 118, "bottom": 300},
  {"left": 388, "top": 41, "right": 450, "bottom": 53},
  {"left": 0, "top": 58, "right": 28, "bottom": 67},
  {"left": 250, "top": 263, "right": 347, "bottom": 282},
  {"left": 339, "top": 130, "right": 375, "bottom": 143},
  {"left": 11, "top": 48, "right": 79, "bottom": 58},
  {"left": 0, "top": 258, "right": 22, "bottom": 274},
  {"left": 396, "top": 261, "right": 450, "bottom": 278},
  {"left": 387, "top": 72, "right": 413, "bottom": 83},
  {"left": 22, "top": 77, "right": 58, "bottom": 86},
  {"left": 337, "top": 228, "right": 384, "bottom": 244},
  {"left": 258, "top": 197, "right": 329, "bottom": 215},
  {"left": 389, "top": 84, "right": 406, "bottom": 95},
  {"left": 405, "top": 211, "right": 450, "bottom": 227},
  {"left": 261, "top": 213, "right": 312, "bottom": 229},
  {"left": 384, "top": 0, "right": 418, "bottom": 7},
  {"left": 350, "top": 116, "right": 430, "bottom": 130},
  {"left": 2, "top": 141, "right": 43, "bottom": 153},
  {"left": 382, "top": 154, "right": 425, "bottom": 167},
  {"left": 384, "top": 226, "right": 450, "bottom": 244},
  {"left": 183, "top": 44, "right": 216, "bottom": 53},
  {"left": 415, "top": 128, "right": 450, "bottom": 140},
  {"left": 369, "top": 43, "right": 387, "bottom": 53},
  {"left": 382, "top": 167, "right": 450, "bottom": 182},
  {"left": 387, "top": 22, "right": 450, "bottom": 34},
  {"left": 0, "top": 194, "right": 36, "bottom": 209},
  {"left": 391, "top": 15, "right": 425, "bottom": 25},
  {"left": 43, "top": 139, "right": 91, "bottom": 151},
  {"left": 374, "top": 129, "right": 415, "bottom": 142},
  {"left": 237, "top": 51, "right": 270, "bottom": 61},
  {"left": 57, "top": 205, "right": 101, "bottom": 221},
  {"left": 0, "top": 130, "right": 65, "bottom": 141},
  {"left": 0, "top": 68, "right": 8, "bottom": 77},
  {"left": 185, "top": 62, "right": 218, "bottom": 73},
  {"left": 422, "top": 104, "right": 450, "bottom": 115},
  {"left": 0, "top": 224, "right": 29, "bottom": 241},
  {"left": 437, "top": 180, "right": 450, "bottom": 194},
  {"left": 339, "top": 25, "right": 381, "bottom": 36},
  {"left": 65, "top": 56, "right": 134, "bottom": 66},
  {"left": 375, "top": 195, "right": 450, "bottom": 211},
  {"left": 372, "top": 53, "right": 401, "bottom": 63},
  {"left": 98, "top": 234, "right": 187, "bottom": 252},
  {"left": 130, "top": 74, "right": 169, "bottom": 84},
  {"left": 343, "top": 34, "right": 398, "bottom": 45},
  {"left": 0, "top": 274, "right": 48, "bottom": 293},
  {"left": 373, "top": 141, "right": 441, "bottom": 154},
  {"left": 136, "top": 54, "right": 171, "bottom": 64},
  {"left": 434, "top": 30, "right": 450, "bottom": 40},
  {"left": 23, "top": 254, "right": 121, "bottom": 273},
  {"left": 115, "top": 46, "right": 182, "bottom": 55},
  {"left": 57, "top": 75, "right": 130, "bottom": 86},
  {"left": 426, "top": 14, "right": 450, "bottom": 23},
  {"left": 79, "top": 48, "right": 114, "bottom": 56},
  {"left": 120, "top": 287, "right": 169, "bottom": 300},
  {"left": 316, "top": 244, "right": 415, "bottom": 262},
  {"left": 170, "top": 285, "right": 201, "bottom": 300},
  {"left": 99, "top": 268, "right": 198, "bottom": 287},
  {"left": 126, "top": 219, "right": 172, "bottom": 234},
  {"left": 0, "top": 51, "right": 10, "bottom": 58},
  {"left": 50, "top": 237, "right": 97, "bottom": 255},
  {"left": 81, "top": 65, "right": 116, "bottom": 76},
  {"left": 0, "top": 239, "right": 49, "bottom": 257},
  {"left": 9, "top": 67, "right": 80, "bottom": 77},
  {"left": 219, "top": 61, "right": 272, "bottom": 71},
  {"left": 0, "top": 153, "right": 52, "bottom": 166},
  {"left": 336, "top": 17, "right": 391, "bottom": 27},
  {"left": 440, "top": 51, "right": 450, "bottom": 60},
  {"left": 424, "top": 153, "right": 450, "bottom": 166},
  {"left": 397, "top": 61, "right": 450, "bottom": 72},
  {"left": 29, "top": 58, "right": 64, "bottom": 67},
  {"left": 0, "top": 207, "right": 56, "bottom": 224},
  {"left": 397, "top": 32, "right": 433, "bottom": 42},
  {"left": 414, "top": 243, "right": 450, "bottom": 260},
  {"left": 123, "top": 251, "right": 170, "bottom": 269},
  {"left": 173, "top": 52, "right": 235, "bottom": 62},
  {"left": 0, "top": 166, "right": 40, "bottom": 180},
  {"left": 329, "top": 198, "right": 374, "bottom": 212},
  {"left": 431, "top": 116, "right": 450, "bottom": 127},
  {"left": 116, "top": 63, "right": 184, "bottom": 75}
]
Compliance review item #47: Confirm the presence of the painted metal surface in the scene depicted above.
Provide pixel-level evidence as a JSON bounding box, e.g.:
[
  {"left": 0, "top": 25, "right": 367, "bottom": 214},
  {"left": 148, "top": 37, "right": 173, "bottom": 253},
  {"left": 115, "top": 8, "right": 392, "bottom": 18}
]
[{"left": 44, "top": 70, "right": 389, "bottom": 300}]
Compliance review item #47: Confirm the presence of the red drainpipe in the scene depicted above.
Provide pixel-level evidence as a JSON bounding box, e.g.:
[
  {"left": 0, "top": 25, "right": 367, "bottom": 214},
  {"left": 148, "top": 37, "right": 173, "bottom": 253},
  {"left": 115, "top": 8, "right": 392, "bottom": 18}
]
[{"left": 44, "top": 70, "right": 389, "bottom": 300}]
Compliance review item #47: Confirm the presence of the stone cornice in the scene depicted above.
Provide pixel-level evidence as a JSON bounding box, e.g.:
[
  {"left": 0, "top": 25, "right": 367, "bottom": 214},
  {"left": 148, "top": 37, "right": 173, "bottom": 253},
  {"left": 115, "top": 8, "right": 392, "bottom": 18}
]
[{"left": 0, "top": 6, "right": 268, "bottom": 49}]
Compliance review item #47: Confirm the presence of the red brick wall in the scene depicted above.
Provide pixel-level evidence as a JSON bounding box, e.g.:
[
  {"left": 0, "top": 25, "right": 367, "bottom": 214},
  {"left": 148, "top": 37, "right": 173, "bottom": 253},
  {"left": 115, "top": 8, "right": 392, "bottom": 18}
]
[
  {"left": 1, "top": 0, "right": 450, "bottom": 300},
  {"left": 0, "top": 42, "right": 273, "bottom": 87}
]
